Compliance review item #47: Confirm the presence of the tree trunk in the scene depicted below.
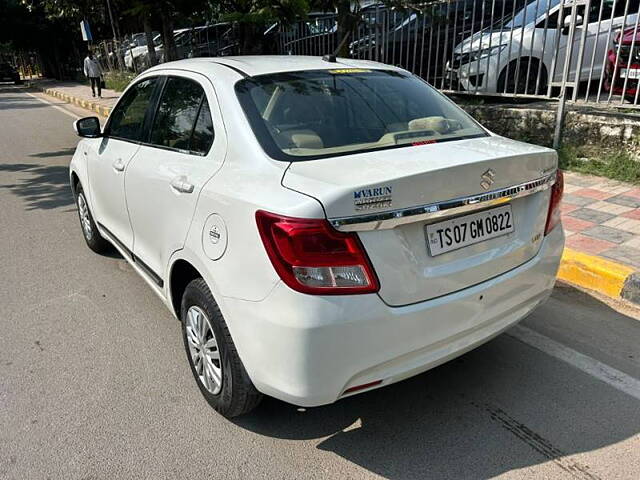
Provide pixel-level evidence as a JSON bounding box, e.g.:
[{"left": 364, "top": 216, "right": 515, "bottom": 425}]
[
  {"left": 143, "top": 16, "right": 158, "bottom": 66},
  {"left": 336, "top": 0, "right": 354, "bottom": 57},
  {"left": 159, "top": 3, "right": 177, "bottom": 62},
  {"left": 53, "top": 47, "right": 62, "bottom": 79},
  {"left": 239, "top": 23, "right": 263, "bottom": 55}
]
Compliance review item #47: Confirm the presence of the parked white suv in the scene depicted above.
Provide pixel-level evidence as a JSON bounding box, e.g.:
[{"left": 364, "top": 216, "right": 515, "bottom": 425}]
[
  {"left": 450, "top": 0, "right": 637, "bottom": 94},
  {"left": 124, "top": 34, "right": 162, "bottom": 70},
  {"left": 70, "top": 56, "right": 564, "bottom": 417}
]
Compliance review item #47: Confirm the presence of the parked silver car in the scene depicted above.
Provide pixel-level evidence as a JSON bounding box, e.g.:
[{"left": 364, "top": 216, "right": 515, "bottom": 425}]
[{"left": 449, "top": 0, "right": 638, "bottom": 94}]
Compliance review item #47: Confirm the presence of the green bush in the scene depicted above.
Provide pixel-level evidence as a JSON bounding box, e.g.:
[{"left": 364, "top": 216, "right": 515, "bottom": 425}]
[
  {"left": 558, "top": 146, "right": 640, "bottom": 184},
  {"left": 103, "top": 71, "right": 136, "bottom": 92}
]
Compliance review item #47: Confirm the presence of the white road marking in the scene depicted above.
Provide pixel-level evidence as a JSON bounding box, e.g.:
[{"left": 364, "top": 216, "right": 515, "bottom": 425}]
[
  {"left": 25, "top": 91, "right": 81, "bottom": 120},
  {"left": 509, "top": 325, "right": 640, "bottom": 401}
]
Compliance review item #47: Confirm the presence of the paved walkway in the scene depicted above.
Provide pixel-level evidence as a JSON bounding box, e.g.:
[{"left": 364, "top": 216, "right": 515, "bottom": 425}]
[
  {"left": 563, "top": 171, "right": 640, "bottom": 269},
  {"left": 33, "top": 78, "right": 119, "bottom": 112}
]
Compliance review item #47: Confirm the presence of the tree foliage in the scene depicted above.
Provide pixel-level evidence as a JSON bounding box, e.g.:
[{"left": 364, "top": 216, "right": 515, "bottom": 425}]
[{"left": 1, "top": 0, "right": 431, "bottom": 77}]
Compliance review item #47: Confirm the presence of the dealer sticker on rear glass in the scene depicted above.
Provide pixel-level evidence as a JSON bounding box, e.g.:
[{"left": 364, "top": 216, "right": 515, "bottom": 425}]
[{"left": 329, "top": 69, "right": 372, "bottom": 74}]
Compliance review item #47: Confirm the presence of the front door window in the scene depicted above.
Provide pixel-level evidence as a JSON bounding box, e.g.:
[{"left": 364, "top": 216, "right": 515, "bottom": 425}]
[{"left": 108, "top": 78, "right": 158, "bottom": 142}]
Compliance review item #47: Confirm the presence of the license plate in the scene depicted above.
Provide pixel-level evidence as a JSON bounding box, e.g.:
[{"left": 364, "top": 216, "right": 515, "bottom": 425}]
[
  {"left": 621, "top": 68, "right": 640, "bottom": 79},
  {"left": 425, "top": 205, "right": 514, "bottom": 256}
]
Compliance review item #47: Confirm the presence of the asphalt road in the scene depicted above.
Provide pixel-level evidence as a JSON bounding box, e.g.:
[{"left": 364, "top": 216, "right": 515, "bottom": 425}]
[{"left": 1, "top": 84, "right": 640, "bottom": 480}]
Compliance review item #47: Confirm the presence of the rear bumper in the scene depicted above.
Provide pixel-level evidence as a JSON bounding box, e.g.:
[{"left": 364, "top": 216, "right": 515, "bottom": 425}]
[{"left": 223, "top": 225, "right": 564, "bottom": 407}]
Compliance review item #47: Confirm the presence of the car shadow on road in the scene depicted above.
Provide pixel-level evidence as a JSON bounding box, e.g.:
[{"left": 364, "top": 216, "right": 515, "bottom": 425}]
[
  {"left": 30, "top": 148, "right": 76, "bottom": 159},
  {"left": 0, "top": 90, "right": 51, "bottom": 110},
  {"left": 234, "top": 287, "right": 640, "bottom": 479},
  {"left": 0, "top": 85, "right": 28, "bottom": 94},
  {"left": 0, "top": 101, "right": 49, "bottom": 111},
  {"left": 0, "top": 163, "right": 74, "bottom": 210}
]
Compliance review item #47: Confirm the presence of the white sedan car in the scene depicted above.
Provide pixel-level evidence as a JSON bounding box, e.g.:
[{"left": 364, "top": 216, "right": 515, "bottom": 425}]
[{"left": 70, "top": 56, "right": 564, "bottom": 417}]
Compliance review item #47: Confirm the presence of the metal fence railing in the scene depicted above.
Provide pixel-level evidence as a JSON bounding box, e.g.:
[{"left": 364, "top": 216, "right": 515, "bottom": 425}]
[
  {"left": 86, "top": 1, "right": 640, "bottom": 109},
  {"left": 277, "top": 0, "right": 640, "bottom": 109},
  {"left": 95, "top": 23, "right": 238, "bottom": 75},
  {"left": 14, "top": 52, "right": 42, "bottom": 80}
]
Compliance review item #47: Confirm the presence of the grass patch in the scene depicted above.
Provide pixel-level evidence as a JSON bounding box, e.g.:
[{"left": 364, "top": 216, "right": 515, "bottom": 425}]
[
  {"left": 103, "top": 71, "right": 136, "bottom": 92},
  {"left": 558, "top": 145, "right": 640, "bottom": 184}
]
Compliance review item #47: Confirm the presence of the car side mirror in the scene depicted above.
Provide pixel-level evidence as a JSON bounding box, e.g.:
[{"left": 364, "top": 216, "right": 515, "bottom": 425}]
[
  {"left": 562, "top": 14, "right": 582, "bottom": 35},
  {"left": 73, "top": 116, "right": 101, "bottom": 138}
]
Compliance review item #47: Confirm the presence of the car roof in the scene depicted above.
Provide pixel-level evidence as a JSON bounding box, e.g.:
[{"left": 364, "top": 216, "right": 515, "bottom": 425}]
[{"left": 147, "top": 55, "right": 405, "bottom": 78}]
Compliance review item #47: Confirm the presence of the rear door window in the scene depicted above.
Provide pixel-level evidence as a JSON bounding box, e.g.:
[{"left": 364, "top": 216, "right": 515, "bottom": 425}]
[
  {"left": 149, "top": 77, "right": 204, "bottom": 151},
  {"left": 148, "top": 76, "right": 214, "bottom": 155},
  {"left": 614, "top": 0, "right": 639, "bottom": 18}
]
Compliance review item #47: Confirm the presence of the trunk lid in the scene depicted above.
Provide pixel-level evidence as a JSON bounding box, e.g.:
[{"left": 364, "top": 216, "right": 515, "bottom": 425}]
[{"left": 282, "top": 136, "right": 557, "bottom": 306}]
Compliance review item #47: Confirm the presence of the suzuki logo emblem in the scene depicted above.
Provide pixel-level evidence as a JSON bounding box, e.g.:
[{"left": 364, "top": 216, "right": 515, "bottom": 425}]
[{"left": 480, "top": 169, "right": 496, "bottom": 190}]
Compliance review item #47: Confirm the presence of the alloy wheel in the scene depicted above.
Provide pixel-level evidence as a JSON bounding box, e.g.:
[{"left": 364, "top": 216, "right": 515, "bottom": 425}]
[
  {"left": 185, "top": 306, "right": 223, "bottom": 395},
  {"left": 77, "top": 193, "right": 93, "bottom": 241}
]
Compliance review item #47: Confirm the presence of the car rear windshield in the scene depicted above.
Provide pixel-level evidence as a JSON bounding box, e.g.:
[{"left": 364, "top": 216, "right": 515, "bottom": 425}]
[{"left": 235, "top": 69, "right": 487, "bottom": 161}]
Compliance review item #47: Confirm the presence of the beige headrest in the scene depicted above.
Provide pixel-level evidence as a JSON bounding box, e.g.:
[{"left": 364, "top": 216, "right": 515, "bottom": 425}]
[
  {"left": 280, "top": 130, "right": 324, "bottom": 149},
  {"left": 408, "top": 116, "right": 449, "bottom": 133}
]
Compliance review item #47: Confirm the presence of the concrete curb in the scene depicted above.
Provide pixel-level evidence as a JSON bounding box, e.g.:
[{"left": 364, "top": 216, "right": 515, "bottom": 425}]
[
  {"left": 558, "top": 248, "right": 640, "bottom": 304},
  {"left": 42, "top": 87, "right": 111, "bottom": 118}
]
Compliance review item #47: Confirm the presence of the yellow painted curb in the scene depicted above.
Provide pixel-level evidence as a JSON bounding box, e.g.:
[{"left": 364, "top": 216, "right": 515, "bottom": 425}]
[
  {"left": 42, "top": 88, "right": 111, "bottom": 118},
  {"left": 558, "top": 248, "right": 634, "bottom": 298}
]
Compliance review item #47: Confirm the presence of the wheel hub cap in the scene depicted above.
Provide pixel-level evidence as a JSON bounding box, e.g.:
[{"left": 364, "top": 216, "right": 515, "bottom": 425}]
[
  {"left": 186, "top": 306, "right": 222, "bottom": 394},
  {"left": 77, "top": 193, "right": 92, "bottom": 240}
]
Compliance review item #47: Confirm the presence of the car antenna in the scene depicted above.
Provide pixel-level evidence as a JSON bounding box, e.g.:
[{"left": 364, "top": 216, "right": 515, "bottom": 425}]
[{"left": 322, "top": 54, "right": 337, "bottom": 63}]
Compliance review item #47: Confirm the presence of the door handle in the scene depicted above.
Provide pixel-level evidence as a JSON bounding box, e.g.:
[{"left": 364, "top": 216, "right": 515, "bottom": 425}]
[
  {"left": 112, "top": 158, "right": 125, "bottom": 172},
  {"left": 170, "top": 176, "right": 194, "bottom": 194}
]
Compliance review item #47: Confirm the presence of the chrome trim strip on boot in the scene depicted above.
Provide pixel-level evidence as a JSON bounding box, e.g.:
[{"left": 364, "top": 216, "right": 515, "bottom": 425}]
[{"left": 331, "top": 171, "right": 556, "bottom": 232}]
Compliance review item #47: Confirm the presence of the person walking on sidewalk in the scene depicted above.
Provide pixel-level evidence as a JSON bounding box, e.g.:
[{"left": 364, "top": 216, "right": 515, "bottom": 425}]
[{"left": 83, "top": 51, "right": 103, "bottom": 98}]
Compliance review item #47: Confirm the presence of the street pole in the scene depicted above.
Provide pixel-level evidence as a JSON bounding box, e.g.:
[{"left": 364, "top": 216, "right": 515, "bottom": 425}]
[{"left": 553, "top": 89, "right": 566, "bottom": 150}]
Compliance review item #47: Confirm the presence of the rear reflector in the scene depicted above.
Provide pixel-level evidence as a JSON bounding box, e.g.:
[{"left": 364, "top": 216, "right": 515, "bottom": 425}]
[
  {"left": 343, "top": 380, "right": 383, "bottom": 395},
  {"left": 544, "top": 170, "right": 564, "bottom": 235},
  {"left": 255, "top": 210, "right": 380, "bottom": 295}
]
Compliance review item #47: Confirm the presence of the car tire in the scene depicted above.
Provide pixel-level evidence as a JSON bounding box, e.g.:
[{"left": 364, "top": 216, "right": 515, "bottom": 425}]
[
  {"left": 75, "top": 185, "right": 111, "bottom": 254},
  {"left": 498, "top": 58, "right": 547, "bottom": 95},
  {"left": 181, "top": 278, "right": 262, "bottom": 417}
]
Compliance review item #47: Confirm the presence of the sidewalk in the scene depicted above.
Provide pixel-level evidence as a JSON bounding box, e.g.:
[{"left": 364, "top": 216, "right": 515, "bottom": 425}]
[
  {"left": 559, "top": 172, "right": 640, "bottom": 302},
  {"left": 36, "top": 79, "right": 640, "bottom": 303},
  {"left": 563, "top": 171, "right": 640, "bottom": 268},
  {"left": 35, "top": 79, "right": 119, "bottom": 117}
]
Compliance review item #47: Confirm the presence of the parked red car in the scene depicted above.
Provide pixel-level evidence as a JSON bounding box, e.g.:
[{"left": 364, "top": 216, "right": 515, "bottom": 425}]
[{"left": 606, "top": 27, "right": 640, "bottom": 99}]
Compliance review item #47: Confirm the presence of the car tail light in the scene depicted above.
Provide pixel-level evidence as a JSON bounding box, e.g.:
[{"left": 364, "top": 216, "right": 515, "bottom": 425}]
[
  {"left": 544, "top": 169, "right": 564, "bottom": 235},
  {"left": 255, "top": 210, "right": 380, "bottom": 295}
]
